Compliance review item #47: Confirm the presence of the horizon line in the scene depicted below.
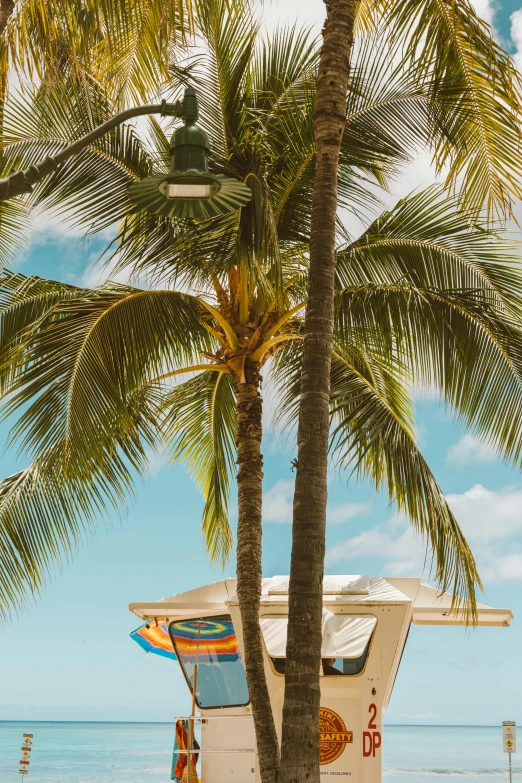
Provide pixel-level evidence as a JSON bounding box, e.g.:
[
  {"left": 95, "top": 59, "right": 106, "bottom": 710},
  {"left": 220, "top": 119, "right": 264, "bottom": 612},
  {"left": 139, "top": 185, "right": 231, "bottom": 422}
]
[{"left": 0, "top": 720, "right": 512, "bottom": 727}]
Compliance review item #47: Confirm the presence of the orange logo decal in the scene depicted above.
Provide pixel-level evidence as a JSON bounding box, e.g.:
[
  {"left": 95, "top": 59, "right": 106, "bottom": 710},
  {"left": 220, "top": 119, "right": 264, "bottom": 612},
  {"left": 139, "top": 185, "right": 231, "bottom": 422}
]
[{"left": 319, "top": 707, "right": 353, "bottom": 765}]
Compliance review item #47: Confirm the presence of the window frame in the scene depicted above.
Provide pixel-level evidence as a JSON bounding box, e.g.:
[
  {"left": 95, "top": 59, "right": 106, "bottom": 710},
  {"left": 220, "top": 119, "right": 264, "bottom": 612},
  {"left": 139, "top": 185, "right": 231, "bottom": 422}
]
[
  {"left": 264, "top": 613, "right": 376, "bottom": 678},
  {"left": 168, "top": 614, "right": 250, "bottom": 710}
]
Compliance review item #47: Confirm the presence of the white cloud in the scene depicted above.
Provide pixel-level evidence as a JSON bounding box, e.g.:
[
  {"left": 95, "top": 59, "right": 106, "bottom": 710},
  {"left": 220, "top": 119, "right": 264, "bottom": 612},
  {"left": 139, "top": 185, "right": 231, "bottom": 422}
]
[
  {"left": 400, "top": 712, "right": 437, "bottom": 722},
  {"left": 263, "top": 478, "right": 370, "bottom": 526},
  {"left": 446, "top": 483, "right": 522, "bottom": 543},
  {"left": 453, "top": 656, "right": 480, "bottom": 670},
  {"left": 145, "top": 447, "right": 170, "bottom": 478},
  {"left": 327, "top": 501, "right": 372, "bottom": 525},
  {"left": 263, "top": 479, "right": 294, "bottom": 524},
  {"left": 263, "top": 0, "right": 323, "bottom": 33},
  {"left": 511, "top": 8, "right": 522, "bottom": 72},
  {"left": 446, "top": 433, "right": 497, "bottom": 467},
  {"left": 326, "top": 484, "right": 522, "bottom": 584},
  {"left": 480, "top": 552, "right": 522, "bottom": 582},
  {"left": 78, "top": 252, "right": 130, "bottom": 288},
  {"left": 327, "top": 517, "right": 422, "bottom": 573},
  {"left": 471, "top": 0, "right": 495, "bottom": 27}
]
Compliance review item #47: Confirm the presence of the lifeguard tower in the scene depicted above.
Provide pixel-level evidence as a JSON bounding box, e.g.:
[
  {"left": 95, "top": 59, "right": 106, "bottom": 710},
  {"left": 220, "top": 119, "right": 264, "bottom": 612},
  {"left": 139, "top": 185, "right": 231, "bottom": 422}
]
[{"left": 129, "top": 575, "right": 513, "bottom": 782}]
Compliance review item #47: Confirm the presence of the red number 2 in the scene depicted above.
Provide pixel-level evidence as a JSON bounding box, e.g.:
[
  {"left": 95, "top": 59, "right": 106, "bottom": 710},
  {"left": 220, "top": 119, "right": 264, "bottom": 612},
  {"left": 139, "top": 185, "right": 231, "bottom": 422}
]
[{"left": 363, "top": 704, "right": 381, "bottom": 758}]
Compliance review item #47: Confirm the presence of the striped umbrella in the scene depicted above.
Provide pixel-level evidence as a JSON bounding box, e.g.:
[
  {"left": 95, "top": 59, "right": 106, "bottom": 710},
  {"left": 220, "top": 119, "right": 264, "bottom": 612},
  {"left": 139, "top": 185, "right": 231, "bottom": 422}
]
[
  {"left": 130, "top": 619, "right": 240, "bottom": 663},
  {"left": 130, "top": 621, "right": 177, "bottom": 661}
]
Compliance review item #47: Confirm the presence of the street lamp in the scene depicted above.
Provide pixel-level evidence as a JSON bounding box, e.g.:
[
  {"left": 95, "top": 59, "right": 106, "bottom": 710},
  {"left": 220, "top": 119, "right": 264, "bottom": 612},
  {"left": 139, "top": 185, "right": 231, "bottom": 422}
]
[
  {"left": 128, "top": 87, "right": 252, "bottom": 219},
  {"left": 0, "top": 87, "right": 252, "bottom": 221}
]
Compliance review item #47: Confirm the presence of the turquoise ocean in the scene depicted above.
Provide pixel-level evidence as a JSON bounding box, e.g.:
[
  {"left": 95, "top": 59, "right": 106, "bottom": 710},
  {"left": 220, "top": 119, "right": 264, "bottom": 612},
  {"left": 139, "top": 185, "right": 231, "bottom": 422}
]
[{"left": 0, "top": 723, "right": 520, "bottom": 783}]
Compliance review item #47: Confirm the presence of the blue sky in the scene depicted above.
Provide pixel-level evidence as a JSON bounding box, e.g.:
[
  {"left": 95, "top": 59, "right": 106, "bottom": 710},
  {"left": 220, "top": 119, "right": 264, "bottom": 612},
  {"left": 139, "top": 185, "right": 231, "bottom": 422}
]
[{"left": 2, "top": 0, "right": 522, "bottom": 729}]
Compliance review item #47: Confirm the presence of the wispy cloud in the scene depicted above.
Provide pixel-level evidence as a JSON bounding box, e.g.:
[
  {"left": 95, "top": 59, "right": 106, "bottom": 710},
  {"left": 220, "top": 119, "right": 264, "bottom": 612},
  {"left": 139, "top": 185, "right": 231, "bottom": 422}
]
[
  {"left": 400, "top": 712, "right": 437, "bottom": 722},
  {"left": 263, "top": 479, "right": 294, "bottom": 524},
  {"left": 263, "top": 478, "right": 370, "bottom": 526},
  {"left": 511, "top": 8, "right": 522, "bottom": 71},
  {"left": 452, "top": 656, "right": 480, "bottom": 671},
  {"left": 327, "top": 483, "right": 522, "bottom": 584},
  {"left": 471, "top": 0, "right": 495, "bottom": 27},
  {"left": 446, "top": 483, "right": 522, "bottom": 543},
  {"left": 145, "top": 447, "right": 170, "bottom": 479},
  {"left": 446, "top": 434, "right": 498, "bottom": 467},
  {"left": 327, "top": 516, "right": 421, "bottom": 573}
]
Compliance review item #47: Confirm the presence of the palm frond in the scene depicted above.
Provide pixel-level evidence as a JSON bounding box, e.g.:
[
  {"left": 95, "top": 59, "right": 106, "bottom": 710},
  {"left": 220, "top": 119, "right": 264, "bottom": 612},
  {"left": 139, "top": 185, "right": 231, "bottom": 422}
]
[
  {"left": 1, "top": 76, "right": 153, "bottom": 232},
  {"left": 0, "top": 272, "right": 84, "bottom": 391},
  {"left": 251, "top": 24, "right": 318, "bottom": 112},
  {"left": 269, "top": 338, "right": 481, "bottom": 612},
  {"left": 0, "top": 378, "right": 163, "bottom": 621},
  {"left": 267, "top": 28, "right": 432, "bottom": 243},
  {"left": 162, "top": 370, "right": 236, "bottom": 565},
  {"left": 92, "top": 0, "right": 190, "bottom": 105},
  {"left": 342, "top": 29, "right": 431, "bottom": 182},
  {"left": 0, "top": 200, "right": 32, "bottom": 267},
  {"left": 384, "top": 0, "right": 522, "bottom": 221},
  {"left": 336, "top": 283, "right": 522, "bottom": 466},
  {"left": 191, "top": 0, "right": 258, "bottom": 162},
  {"left": 329, "top": 345, "right": 481, "bottom": 612},
  {"left": 1, "top": 280, "right": 209, "bottom": 462},
  {"left": 336, "top": 186, "right": 522, "bottom": 314},
  {"left": 4, "top": 0, "right": 101, "bottom": 82}
]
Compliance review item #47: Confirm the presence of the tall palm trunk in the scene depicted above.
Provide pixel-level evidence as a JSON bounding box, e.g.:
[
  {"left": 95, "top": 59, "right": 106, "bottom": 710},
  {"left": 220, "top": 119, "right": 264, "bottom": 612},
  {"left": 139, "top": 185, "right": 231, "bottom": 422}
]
[
  {"left": 0, "top": 0, "right": 14, "bottom": 125},
  {"left": 0, "top": 0, "right": 13, "bottom": 37},
  {"left": 0, "top": 0, "right": 14, "bottom": 187},
  {"left": 280, "top": 2, "right": 356, "bottom": 782},
  {"left": 235, "top": 362, "right": 280, "bottom": 783}
]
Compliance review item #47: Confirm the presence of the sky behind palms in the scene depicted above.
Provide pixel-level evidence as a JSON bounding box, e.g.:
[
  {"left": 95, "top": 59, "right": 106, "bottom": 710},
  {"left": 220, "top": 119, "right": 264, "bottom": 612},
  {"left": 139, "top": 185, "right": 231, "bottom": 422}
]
[{"left": 2, "top": 0, "right": 522, "bottom": 728}]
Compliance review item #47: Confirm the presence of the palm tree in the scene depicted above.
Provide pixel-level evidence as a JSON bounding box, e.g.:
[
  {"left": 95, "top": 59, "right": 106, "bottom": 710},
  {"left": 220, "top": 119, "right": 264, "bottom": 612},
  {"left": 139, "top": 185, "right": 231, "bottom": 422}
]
[
  {"left": 281, "top": 4, "right": 356, "bottom": 780},
  {"left": 281, "top": 0, "right": 522, "bottom": 777},
  {"left": 1, "top": 4, "right": 522, "bottom": 782},
  {"left": 0, "top": 0, "right": 251, "bottom": 264},
  {"left": 0, "top": 0, "right": 199, "bottom": 277}
]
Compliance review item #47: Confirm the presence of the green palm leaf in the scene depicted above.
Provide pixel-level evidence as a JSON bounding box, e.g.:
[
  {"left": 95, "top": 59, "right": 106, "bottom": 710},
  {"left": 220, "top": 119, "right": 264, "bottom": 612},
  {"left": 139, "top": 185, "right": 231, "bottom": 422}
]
[
  {"left": 336, "top": 186, "right": 522, "bottom": 313},
  {"left": 269, "top": 338, "right": 481, "bottom": 613},
  {"left": 191, "top": 0, "right": 258, "bottom": 162},
  {"left": 0, "top": 272, "right": 223, "bottom": 619},
  {"left": 329, "top": 346, "right": 481, "bottom": 613},
  {"left": 336, "top": 283, "right": 522, "bottom": 465},
  {"left": 0, "top": 272, "right": 84, "bottom": 391},
  {"left": 382, "top": 0, "right": 522, "bottom": 221},
  {"left": 1, "top": 76, "right": 153, "bottom": 231},
  {"left": 0, "top": 377, "right": 164, "bottom": 620},
  {"left": 162, "top": 370, "right": 236, "bottom": 565},
  {"left": 0, "top": 199, "right": 32, "bottom": 268},
  {"left": 92, "top": 0, "right": 191, "bottom": 105},
  {"left": 1, "top": 280, "right": 209, "bottom": 461},
  {"left": 4, "top": 0, "right": 101, "bottom": 82}
]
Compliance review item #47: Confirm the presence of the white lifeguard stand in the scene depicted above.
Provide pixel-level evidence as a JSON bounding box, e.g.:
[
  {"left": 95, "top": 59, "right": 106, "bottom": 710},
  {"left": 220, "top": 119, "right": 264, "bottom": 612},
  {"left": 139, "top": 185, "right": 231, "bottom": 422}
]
[{"left": 130, "top": 575, "right": 513, "bottom": 783}]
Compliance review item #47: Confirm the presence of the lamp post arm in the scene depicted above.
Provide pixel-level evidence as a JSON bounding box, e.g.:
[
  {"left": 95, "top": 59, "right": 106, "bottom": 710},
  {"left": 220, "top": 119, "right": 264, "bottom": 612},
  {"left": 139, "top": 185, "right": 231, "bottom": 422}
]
[{"left": 0, "top": 99, "right": 183, "bottom": 202}]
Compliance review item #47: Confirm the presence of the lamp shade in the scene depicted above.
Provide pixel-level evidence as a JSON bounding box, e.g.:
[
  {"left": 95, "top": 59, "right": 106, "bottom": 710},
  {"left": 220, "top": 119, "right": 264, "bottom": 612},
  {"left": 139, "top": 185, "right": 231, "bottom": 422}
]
[
  {"left": 128, "top": 87, "right": 252, "bottom": 219},
  {"left": 128, "top": 171, "right": 252, "bottom": 219}
]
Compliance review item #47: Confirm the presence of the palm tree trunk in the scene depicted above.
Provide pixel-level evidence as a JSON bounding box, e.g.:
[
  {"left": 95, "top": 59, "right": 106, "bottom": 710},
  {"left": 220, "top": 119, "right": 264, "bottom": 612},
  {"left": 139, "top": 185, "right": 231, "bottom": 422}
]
[
  {"left": 235, "top": 362, "right": 280, "bottom": 783},
  {"left": 0, "top": 0, "right": 14, "bottom": 173},
  {"left": 0, "top": 1, "right": 14, "bottom": 119},
  {"left": 0, "top": 0, "right": 13, "bottom": 36},
  {"left": 280, "top": 2, "right": 356, "bottom": 782}
]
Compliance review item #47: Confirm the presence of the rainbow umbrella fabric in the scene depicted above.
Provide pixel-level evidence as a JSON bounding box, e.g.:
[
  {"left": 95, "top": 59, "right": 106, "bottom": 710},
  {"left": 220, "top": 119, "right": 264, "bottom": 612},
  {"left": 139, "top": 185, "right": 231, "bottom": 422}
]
[{"left": 130, "top": 619, "right": 240, "bottom": 663}]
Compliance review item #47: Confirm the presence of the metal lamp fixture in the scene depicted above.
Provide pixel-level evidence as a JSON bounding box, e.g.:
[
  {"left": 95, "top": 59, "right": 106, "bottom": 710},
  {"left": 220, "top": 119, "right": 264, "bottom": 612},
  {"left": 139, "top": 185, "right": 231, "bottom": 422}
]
[
  {"left": 0, "top": 87, "right": 251, "bottom": 220},
  {"left": 128, "top": 87, "right": 252, "bottom": 220}
]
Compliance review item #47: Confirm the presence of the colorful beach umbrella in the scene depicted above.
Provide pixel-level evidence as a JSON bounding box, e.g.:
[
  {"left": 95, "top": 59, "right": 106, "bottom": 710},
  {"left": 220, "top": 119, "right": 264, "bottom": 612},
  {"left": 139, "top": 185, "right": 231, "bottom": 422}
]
[
  {"left": 170, "top": 619, "right": 240, "bottom": 663},
  {"left": 130, "top": 621, "right": 177, "bottom": 661},
  {"left": 130, "top": 619, "right": 241, "bottom": 663}
]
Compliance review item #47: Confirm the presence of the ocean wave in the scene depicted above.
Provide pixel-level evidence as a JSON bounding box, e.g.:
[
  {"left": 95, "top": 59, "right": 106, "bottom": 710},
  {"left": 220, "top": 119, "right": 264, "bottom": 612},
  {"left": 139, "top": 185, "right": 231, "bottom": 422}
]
[{"left": 384, "top": 767, "right": 522, "bottom": 777}]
